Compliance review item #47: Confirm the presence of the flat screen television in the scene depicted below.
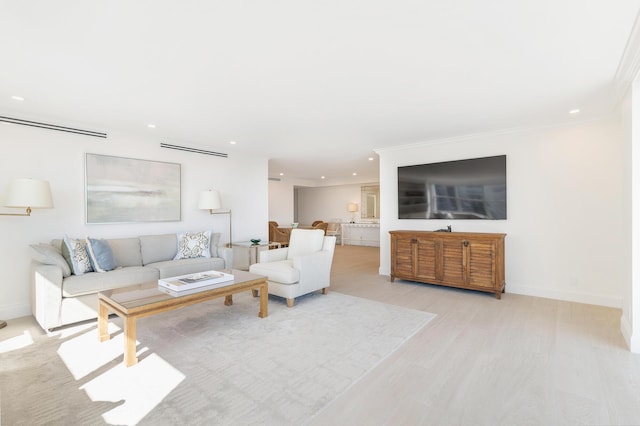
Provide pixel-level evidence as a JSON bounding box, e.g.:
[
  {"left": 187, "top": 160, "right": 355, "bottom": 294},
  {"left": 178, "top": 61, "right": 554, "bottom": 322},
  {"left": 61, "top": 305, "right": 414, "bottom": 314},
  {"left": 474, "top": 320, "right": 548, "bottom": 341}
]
[{"left": 398, "top": 155, "right": 506, "bottom": 219}]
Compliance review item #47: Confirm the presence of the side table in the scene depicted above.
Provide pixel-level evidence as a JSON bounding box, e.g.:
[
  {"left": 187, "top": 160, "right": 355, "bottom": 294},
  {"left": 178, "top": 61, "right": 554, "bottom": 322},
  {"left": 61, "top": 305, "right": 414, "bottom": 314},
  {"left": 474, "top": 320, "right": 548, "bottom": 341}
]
[{"left": 233, "top": 241, "right": 281, "bottom": 270}]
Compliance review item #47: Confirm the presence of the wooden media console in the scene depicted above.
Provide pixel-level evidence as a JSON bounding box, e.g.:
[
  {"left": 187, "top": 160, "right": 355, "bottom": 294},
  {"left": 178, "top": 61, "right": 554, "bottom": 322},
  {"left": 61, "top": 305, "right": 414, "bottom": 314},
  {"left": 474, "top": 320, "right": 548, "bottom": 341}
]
[{"left": 390, "top": 230, "right": 506, "bottom": 299}]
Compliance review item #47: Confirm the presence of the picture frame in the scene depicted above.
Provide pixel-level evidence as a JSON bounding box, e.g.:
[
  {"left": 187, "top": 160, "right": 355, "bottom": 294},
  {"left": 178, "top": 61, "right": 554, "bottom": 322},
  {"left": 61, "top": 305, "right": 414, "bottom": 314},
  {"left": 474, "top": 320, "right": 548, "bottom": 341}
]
[{"left": 85, "top": 153, "right": 181, "bottom": 224}]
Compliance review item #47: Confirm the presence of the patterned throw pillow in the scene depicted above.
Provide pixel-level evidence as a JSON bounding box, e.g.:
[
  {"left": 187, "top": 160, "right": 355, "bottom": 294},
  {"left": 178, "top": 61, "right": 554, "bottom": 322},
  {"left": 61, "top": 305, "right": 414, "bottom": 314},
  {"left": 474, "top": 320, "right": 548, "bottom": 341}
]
[
  {"left": 62, "top": 235, "right": 93, "bottom": 275},
  {"left": 174, "top": 231, "right": 212, "bottom": 259}
]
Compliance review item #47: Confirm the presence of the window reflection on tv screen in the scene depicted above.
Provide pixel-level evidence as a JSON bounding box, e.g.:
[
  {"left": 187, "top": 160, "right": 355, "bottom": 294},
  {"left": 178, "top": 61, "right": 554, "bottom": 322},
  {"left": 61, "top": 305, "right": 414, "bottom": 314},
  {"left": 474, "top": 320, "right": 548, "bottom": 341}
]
[{"left": 398, "top": 155, "right": 507, "bottom": 219}]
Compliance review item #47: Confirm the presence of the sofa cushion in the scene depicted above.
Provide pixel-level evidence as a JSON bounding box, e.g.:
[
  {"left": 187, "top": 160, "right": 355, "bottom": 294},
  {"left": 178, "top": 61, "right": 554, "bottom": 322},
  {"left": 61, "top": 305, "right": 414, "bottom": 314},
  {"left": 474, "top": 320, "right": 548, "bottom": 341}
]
[
  {"left": 86, "top": 237, "right": 116, "bottom": 273},
  {"left": 140, "top": 233, "right": 177, "bottom": 265},
  {"left": 149, "top": 257, "right": 226, "bottom": 279},
  {"left": 174, "top": 230, "right": 212, "bottom": 259},
  {"left": 30, "top": 243, "right": 72, "bottom": 277},
  {"left": 62, "top": 266, "right": 159, "bottom": 297},
  {"left": 108, "top": 238, "right": 143, "bottom": 267},
  {"left": 62, "top": 235, "right": 93, "bottom": 276},
  {"left": 249, "top": 260, "right": 299, "bottom": 284}
]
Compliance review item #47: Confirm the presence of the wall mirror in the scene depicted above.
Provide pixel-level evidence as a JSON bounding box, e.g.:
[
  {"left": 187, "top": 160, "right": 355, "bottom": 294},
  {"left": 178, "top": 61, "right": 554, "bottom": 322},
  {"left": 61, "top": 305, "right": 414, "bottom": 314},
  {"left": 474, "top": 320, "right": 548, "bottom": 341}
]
[{"left": 361, "top": 185, "right": 380, "bottom": 219}]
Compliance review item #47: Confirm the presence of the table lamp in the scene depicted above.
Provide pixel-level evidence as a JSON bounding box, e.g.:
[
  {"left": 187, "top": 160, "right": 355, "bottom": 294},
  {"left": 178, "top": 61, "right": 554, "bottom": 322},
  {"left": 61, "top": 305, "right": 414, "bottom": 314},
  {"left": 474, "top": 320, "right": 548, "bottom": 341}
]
[{"left": 348, "top": 203, "right": 359, "bottom": 223}]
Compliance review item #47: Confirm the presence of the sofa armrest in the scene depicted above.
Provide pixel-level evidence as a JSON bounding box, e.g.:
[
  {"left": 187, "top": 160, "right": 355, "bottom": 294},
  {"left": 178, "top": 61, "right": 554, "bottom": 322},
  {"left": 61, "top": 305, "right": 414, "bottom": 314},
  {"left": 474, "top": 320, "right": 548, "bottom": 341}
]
[
  {"left": 31, "top": 263, "right": 64, "bottom": 331},
  {"left": 258, "top": 247, "right": 288, "bottom": 263},
  {"left": 219, "top": 246, "right": 234, "bottom": 270}
]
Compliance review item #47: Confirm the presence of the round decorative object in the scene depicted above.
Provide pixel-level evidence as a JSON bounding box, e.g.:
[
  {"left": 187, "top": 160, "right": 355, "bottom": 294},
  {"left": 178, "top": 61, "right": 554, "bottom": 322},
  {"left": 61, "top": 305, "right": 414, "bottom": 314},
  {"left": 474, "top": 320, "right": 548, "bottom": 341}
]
[{"left": 250, "top": 239, "right": 261, "bottom": 245}]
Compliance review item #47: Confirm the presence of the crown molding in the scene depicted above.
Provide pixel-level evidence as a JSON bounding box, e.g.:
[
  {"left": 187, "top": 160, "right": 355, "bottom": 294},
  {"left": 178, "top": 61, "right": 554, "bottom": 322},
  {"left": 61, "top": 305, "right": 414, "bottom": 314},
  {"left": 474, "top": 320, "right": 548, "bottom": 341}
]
[
  {"left": 373, "top": 114, "right": 614, "bottom": 155},
  {"left": 613, "top": 11, "right": 640, "bottom": 104}
]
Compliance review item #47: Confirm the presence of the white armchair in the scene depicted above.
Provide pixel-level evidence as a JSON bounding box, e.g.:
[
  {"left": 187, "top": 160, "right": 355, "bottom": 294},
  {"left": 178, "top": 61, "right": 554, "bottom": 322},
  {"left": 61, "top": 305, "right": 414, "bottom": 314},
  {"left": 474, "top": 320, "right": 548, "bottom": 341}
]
[{"left": 249, "top": 229, "right": 336, "bottom": 307}]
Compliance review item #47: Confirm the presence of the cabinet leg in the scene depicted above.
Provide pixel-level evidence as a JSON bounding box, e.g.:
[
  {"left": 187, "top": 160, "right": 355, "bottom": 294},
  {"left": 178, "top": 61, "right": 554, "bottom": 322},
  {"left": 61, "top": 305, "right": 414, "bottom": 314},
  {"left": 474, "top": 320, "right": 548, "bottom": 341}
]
[
  {"left": 390, "top": 275, "right": 395, "bottom": 282},
  {"left": 495, "top": 292, "right": 502, "bottom": 300}
]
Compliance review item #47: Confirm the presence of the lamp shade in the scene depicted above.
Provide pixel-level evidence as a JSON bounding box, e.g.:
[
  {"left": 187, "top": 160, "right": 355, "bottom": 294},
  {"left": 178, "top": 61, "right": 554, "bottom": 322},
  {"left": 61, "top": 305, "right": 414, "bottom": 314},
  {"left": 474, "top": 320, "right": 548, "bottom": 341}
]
[
  {"left": 5, "top": 178, "right": 53, "bottom": 209},
  {"left": 198, "top": 189, "right": 222, "bottom": 210},
  {"left": 347, "top": 203, "right": 359, "bottom": 213}
]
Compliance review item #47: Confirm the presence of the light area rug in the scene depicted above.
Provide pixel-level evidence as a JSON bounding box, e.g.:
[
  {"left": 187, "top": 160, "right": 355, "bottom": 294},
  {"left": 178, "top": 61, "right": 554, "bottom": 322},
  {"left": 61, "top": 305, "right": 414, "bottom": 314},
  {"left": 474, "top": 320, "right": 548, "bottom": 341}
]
[{"left": 1, "top": 291, "right": 435, "bottom": 426}]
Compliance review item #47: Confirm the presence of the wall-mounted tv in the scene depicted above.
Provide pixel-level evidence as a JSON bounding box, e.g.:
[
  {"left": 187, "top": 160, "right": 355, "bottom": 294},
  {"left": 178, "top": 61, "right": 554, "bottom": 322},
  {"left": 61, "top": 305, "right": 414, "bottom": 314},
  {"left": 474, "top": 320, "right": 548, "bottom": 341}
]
[{"left": 398, "top": 155, "right": 506, "bottom": 220}]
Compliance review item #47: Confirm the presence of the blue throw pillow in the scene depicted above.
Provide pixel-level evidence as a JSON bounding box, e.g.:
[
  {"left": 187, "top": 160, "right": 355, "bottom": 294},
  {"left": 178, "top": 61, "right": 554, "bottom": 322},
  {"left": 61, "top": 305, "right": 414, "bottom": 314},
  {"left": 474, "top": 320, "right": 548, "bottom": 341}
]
[{"left": 86, "top": 237, "right": 116, "bottom": 273}]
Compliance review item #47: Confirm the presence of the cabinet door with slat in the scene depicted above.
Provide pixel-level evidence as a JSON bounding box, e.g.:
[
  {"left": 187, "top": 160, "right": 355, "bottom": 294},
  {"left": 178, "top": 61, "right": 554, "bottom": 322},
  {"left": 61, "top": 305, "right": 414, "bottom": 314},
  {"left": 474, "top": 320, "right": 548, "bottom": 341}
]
[
  {"left": 441, "top": 238, "right": 464, "bottom": 285},
  {"left": 467, "top": 239, "right": 497, "bottom": 289},
  {"left": 415, "top": 237, "right": 439, "bottom": 282},
  {"left": 392, "top": 234, "right": 415, "bottom": 278}
]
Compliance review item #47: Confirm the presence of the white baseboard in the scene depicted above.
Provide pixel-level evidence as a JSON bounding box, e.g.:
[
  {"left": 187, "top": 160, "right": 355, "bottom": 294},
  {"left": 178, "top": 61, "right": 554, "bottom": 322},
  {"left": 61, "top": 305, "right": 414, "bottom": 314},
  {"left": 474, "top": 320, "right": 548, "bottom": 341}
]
[
  {"left": 378, "top": 269, "right": 622, "bottom": 309},
  {"left": 620, "top": 314, "right": 640, "bottom": 353},
  {"left": 498, "top": 284, "right": 622, "bottom": 308},
  {"left": 0, "top": 303, "right": 31, "bottom": 321}
]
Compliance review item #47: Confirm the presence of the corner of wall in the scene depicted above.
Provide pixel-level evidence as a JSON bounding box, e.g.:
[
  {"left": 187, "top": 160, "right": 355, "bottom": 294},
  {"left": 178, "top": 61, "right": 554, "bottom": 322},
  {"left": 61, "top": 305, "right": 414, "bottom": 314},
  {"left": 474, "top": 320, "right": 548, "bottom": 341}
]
[{"left": 620, "top": 313, "right": 640, "bottom": 353}]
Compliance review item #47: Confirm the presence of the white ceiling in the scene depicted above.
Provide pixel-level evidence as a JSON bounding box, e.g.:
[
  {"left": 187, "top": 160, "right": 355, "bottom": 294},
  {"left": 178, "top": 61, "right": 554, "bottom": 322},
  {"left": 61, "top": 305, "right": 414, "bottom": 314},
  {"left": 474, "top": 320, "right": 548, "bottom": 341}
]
[{"left": 2, "top": 1, "right": 640, "bottom": 185}]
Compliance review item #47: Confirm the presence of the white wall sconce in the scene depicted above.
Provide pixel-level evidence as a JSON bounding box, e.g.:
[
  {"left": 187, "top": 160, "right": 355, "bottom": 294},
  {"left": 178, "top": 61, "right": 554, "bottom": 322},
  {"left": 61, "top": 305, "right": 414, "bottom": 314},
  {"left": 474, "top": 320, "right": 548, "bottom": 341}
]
[
  {"left": 1, "top": 178, "right": 53, "bottom": 216},
  {"left": 0, "top": 178, "right": 53, "bottom": 329}
]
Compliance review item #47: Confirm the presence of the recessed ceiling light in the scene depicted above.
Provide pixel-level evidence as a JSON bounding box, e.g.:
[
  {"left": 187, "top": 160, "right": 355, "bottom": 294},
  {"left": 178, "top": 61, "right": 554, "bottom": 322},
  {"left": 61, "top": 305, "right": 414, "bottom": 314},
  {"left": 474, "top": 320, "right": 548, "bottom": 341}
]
[
  {"left": 321, "top": 176, "right": 325, "bottom": 179},
  {"left": 11, "top": 95, "right": 24, "bottom": 101},
  {"left": 229, "top": 141, "right": 237, "bottom": 145},
  {"left": 279, "top": 172, "right": 284, "bottom": 176},
  {"left": 368, "top": 157, "right": 374, "bottom": 161},
  {"left": 569, "top": 109, "right": 580, "bottom": 114},
  {"left": 352, "top": 172, "right": 357, "bottom": 176},
  {"left": 147, "top": 124, "right": 156, "bottom": 128}
]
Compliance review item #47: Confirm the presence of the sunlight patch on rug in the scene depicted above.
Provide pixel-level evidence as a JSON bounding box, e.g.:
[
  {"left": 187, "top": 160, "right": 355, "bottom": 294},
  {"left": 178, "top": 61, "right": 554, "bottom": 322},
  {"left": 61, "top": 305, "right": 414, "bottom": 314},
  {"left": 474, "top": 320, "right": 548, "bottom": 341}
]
[{"left": 1, "top": 291, "right": 435, "bottom": 425}]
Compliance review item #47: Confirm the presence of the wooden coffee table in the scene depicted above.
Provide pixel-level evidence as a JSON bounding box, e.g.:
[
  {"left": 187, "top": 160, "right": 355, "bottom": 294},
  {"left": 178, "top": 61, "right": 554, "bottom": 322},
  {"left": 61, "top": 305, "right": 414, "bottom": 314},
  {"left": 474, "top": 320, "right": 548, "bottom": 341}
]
[{"left": 98, "top": 269, "right": 268, "bottom": 367}]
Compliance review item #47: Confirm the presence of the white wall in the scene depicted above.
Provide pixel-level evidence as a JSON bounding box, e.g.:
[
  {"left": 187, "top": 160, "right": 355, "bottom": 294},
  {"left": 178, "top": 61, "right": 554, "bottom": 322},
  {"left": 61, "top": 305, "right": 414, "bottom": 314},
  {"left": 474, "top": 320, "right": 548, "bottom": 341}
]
[
  {"left": 0, "top": 123, "right": 268, "bottom": 320},
  {"left": 377, "top": 116, "right": 626, "bottom": 308},
  {"left": 296, "top": 184, "right": 364, "bottom": 225},
  {"left": 268, "top": 179, "right": 295, "bottom": 226}
]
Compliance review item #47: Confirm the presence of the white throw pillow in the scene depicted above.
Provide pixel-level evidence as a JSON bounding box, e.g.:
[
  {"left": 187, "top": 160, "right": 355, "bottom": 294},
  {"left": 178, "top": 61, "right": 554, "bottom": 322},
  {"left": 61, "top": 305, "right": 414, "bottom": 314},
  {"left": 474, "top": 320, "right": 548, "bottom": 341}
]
[
  {"left": 29, "top": 243, "right": 72, "bottom": 277},
  {"left": 174, "top": 231, "right": 212, "bottom": 259}
]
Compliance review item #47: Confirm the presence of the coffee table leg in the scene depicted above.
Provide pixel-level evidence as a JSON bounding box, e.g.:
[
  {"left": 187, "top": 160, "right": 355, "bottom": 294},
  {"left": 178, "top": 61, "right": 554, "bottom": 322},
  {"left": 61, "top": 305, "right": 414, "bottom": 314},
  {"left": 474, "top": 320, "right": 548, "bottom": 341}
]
[
  {"left": 224, "top": 295, "right": 233, "bottom": 306},
  {"left": 98, "top": 301, "right": 110, "bottom": 342},
  {"left": 124, "top": 317, "right": 138, "bottom": 367},
  {"left": 258, "top": 283, "right": 268, "bottom": 318}
]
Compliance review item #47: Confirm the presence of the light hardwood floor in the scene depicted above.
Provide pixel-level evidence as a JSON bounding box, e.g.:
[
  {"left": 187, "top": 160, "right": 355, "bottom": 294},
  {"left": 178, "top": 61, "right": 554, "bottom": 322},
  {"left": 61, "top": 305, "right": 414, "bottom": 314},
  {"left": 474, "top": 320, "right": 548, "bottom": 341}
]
[
  {"left": 3, "top": 246, "right": 639, "bottom": 425},
  {"left": 310, "top": 245, "right": 640, "bottom": 426}
]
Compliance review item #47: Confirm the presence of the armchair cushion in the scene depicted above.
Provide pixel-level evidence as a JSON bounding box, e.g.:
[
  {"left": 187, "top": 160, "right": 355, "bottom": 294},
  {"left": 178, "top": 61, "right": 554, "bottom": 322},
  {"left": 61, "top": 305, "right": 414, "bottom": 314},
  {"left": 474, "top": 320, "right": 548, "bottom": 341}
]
[
  {"left": 286, "top": 229, "right": 324, "bottom": 260},
  {"left": 250, "top": 260, "right": 299, "bottom": 284}
]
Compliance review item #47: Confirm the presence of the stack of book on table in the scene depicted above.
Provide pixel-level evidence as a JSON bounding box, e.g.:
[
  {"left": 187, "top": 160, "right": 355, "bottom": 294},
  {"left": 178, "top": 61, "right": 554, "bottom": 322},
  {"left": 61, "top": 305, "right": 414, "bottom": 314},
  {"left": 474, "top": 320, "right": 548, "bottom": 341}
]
[{"left": 158, "top": 271, "right": 235, "bottom": 292}]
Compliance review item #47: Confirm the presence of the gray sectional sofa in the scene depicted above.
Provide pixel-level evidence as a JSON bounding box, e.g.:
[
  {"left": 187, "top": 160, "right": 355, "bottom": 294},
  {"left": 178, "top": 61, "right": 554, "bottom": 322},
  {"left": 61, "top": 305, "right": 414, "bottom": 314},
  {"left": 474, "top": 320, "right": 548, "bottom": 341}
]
[{"left": 30, "top": 231, "right": 232, "bottom": 331}]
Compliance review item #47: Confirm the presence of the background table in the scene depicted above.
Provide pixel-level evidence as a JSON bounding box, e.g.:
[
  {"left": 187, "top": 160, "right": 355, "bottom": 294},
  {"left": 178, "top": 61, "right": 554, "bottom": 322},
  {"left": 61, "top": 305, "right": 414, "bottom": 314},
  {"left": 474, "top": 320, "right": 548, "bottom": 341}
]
[{"left": 233, "top": 241, "right": 281, "bottom": 270}]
